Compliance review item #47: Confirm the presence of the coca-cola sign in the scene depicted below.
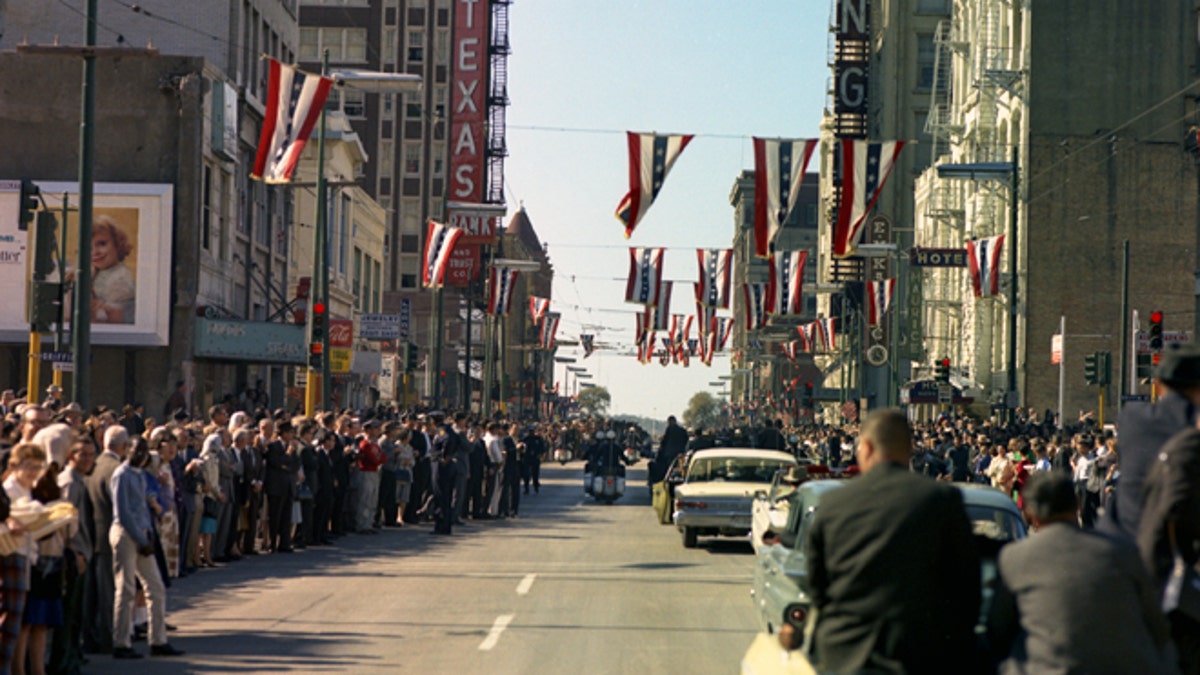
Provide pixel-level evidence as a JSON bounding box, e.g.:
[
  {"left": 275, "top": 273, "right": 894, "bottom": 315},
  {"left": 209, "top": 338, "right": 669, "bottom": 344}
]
[{"left": 329, "top": 319, "right": 354, "bottom": 348}]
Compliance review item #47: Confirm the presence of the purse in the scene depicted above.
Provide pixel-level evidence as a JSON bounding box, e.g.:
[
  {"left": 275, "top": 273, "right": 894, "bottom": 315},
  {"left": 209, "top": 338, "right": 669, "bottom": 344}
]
[
  {"left": 202, "top": 496, "right": 221, "bottom": 519},
  {"left": 297, "top": 483, "right": 314, "bottom": 501},
  {"left": 1162, "top": 521, "right": 1200, "bottom": 621}
]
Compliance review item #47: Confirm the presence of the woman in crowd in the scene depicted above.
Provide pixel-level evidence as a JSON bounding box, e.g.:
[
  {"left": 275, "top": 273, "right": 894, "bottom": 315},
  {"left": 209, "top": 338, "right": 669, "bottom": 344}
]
[
  {"left": 392, "top": 428, "right": 415, "bottom": 527},
  {"left": 197, "top": 429, "right": 226, "bottom": 567},
  {"left": 4, "top": 443, "right": 57, "bottom": 675},
  {"left": 149, "top": 429, "right": 181, "bottom": 578}
]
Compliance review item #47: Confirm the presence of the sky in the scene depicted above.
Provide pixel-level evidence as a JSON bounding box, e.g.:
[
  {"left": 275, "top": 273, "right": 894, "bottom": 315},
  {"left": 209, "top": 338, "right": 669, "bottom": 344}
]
[{"left": 503, "top": 1, "right": 831, "bottom": 420}]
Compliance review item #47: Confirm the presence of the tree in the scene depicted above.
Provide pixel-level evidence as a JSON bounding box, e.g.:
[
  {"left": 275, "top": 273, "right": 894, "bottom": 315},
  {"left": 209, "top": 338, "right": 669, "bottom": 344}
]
[
  {"left": 682, "top": 391, "right": 721, "bottom": 431},
  {"left": 577, "top": 386, "right": 611, "bottom": 417}
]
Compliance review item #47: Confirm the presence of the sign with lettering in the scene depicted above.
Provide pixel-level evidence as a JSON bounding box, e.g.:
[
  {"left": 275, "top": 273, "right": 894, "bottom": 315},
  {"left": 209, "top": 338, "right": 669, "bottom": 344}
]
[
  {"left": 398, "top": 298, "right": 411, "bottom": 341},
  {"left": 359, "top": 313, "right": 401, "bottom": 340},
  {"left": 329, "top": 348, "right": 352, "bottom": 374},
  {"left": 909, "top": 248, "right": 968, "bottom": 268},
  {"left": 445, "top": 243, "right": 480, "bottom": 287},
  {"left": 1135, "top": 329, "right": 1190, "bottom": 354},
  {"left": 448, "top": 207, "right": 500, "bottom": 245},
  {"left": 449, "top": 0, "right": 489, "bottom": 203},
  {"left": 194, "top": 318, "right": 306, "bottom": 365},
  {"left": 329, "top": 319, "right": 354, "bottom": 348}
]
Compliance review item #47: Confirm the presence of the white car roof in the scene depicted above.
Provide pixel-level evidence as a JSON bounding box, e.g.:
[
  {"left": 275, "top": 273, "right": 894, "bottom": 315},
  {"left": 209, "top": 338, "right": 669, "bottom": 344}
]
[{"left": 688, "top": 448, "right": 797, "bottom": 463}]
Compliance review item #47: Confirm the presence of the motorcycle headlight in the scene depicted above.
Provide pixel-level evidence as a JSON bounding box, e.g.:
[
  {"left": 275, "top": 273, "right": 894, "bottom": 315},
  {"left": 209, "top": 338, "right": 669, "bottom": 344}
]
[
  {"left": 606, "top": 430, "right": 616, "bottom": 439},
  {"left": 595, "top": 431, "right": 604, "bottom": 440}
]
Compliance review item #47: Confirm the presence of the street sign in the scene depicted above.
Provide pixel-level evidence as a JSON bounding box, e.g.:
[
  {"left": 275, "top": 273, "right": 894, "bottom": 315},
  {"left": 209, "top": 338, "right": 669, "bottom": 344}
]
[
  {"left": 1135, "top": 330, "right": 1189, "bottom": 354},
  {"left": 398, "top": 298, "right": 411, "bottom": 341},
  {"left": 937, "top": 383, "right": 953, "bottom": 404},
  {"left": 1122, "top": 394, "right": 1150, "bottom": 403},
  {"left": 39, "top": 351, "right": 73, "bottom": 363},
  {"left": 52, "top": 361, "right": 73, "bottom": 372},
  {"left": 1050, "top": 334, "right": 1062, "bottom": 365},
  {"left": 359, "top": 313, "right": 402, "bottom": 340}
]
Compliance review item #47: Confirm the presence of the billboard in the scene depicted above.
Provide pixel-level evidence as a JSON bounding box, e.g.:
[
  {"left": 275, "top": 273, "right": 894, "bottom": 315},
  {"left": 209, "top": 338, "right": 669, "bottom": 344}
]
[{"left": 0, "top": 181, "right": 173, "bottom": 346}]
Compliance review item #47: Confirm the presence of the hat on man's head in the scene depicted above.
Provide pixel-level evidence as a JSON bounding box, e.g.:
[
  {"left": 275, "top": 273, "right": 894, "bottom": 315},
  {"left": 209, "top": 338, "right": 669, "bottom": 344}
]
[
  {"left": 276, "top": 420, "right": 295, "bottom": 434},
  {"left": 62, "top": 402, "right": 84, "bottom": 415},
  {"left": 46, "top": 384, "right": 62, "bottom": 394},
  {"left": 1156, "top": 342, "right": 1200, "bottom": 388},
  {"left": 363, "top": 419, "right": 380, "bottom": 429}
]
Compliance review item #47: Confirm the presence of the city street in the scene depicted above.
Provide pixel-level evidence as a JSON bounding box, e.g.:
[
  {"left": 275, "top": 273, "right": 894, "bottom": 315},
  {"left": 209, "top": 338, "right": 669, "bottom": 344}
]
[{"left": 88, "top": 463, "right": 759, "bottom": 674}]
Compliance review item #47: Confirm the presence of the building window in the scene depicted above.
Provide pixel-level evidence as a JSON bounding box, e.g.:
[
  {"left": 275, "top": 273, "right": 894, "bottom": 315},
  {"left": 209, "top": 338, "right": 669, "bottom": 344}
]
[
  {"left": 401, "top": 201, "right": 421, "bottom": 234},
  {"left": 384, "top": 27, "right": 397, "bottom": 58},
  {"left": 301, "top": 27, "right": 368, "bottom": 62},
  {"left": 401, "top": 273, "right": 418, "bottom": 289},
  {"left": 400, "top": 234, "right": 419, "bottom": 253},
  {"left": 435, "top": 30, "right": 449, "bottom": 63},
  {"left": 342, "top": 88, "right": 365, "bottom": 117},
  {"left": 406, "top": 100, "right": 422, "bottom": 118},
  {"left": 407, "top": 30, "right": 425, "bottom": 62},
  {"left": 353, "top": 248, "right": 364, "bottom": 311},
  {"left": 372, "top": 260, "right": 382, "bottom": 312},
  {"left": 917, "top": 34, "right": 936, "bottom": 91},
  {"left": 916, "top": 0, "right": 950, "bottom": 14},
  {"left": 404, "top": 143, "right": 421, "bottom": 175},
  {"left": 432, "top": 157, "right": 443, "bottom": 176},
  {"left": 434, "top": 86, "right": 446, "bottom": 118},
  {"left": 379, "top": 140, "right": 394, "bottom": 177},
  {"left": 201, "top": 166, "right": 213, "bottom": 251}
]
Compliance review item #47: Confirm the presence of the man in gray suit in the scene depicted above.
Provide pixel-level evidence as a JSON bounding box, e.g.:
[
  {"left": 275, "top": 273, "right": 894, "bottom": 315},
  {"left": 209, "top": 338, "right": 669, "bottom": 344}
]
[
  {"left": 988, "top": 472, "right": 1177, "bottom": 674},
  {"left": 83, "top": 426, "right": 130, "bottom": 653},
  {"left": 807, "top": 409, "right": 980, "bottom": 674}
]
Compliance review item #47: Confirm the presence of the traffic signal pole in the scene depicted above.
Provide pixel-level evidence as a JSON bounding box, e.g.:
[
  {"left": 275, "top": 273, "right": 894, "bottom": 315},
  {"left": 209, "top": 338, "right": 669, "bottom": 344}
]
[{"left": 304, "top": 50, "right": 330, "bottom": 417}]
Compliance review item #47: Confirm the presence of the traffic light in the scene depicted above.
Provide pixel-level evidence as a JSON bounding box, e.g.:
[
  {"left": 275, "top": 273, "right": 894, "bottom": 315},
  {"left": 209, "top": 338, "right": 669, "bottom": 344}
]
[
  {"left": 405, "top": 341, "right": 418, "bottom": 372},
  {"left": 32, "top": 211, "right": 57, "bottom": 279},
  {"left": 1084, "top": 352, "right": 1099, "bottom": 385},
  {"left": 1097, "top": 351, "right": 1112, "bottom": 387},
  {"left": 29, "top": 211, "right": 61, "bottom": 331},
  {"left": 803, "top": 382, "right": 815, "bottom": 410},
  {"left": 935, "top": 357, "right": 950, "bottom": 382},
  {"left": 1149, "top": 310, "right": 1164, "bottom": 351},
  {"left": 308, "top": 301, "right": 327, "bottom": 369},
  {"left": 17, "top": 179, "right": 39, "bottom": 231}
]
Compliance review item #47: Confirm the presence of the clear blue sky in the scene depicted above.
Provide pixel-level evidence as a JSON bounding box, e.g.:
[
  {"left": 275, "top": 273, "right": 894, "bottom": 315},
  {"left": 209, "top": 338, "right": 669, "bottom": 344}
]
[{"left": 504, "top": 1, "right": 830, "bottom": 420}]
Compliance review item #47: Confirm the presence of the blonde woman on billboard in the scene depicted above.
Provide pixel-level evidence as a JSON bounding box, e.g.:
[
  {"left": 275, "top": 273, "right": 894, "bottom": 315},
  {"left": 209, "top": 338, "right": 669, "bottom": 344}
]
[{"left": 90, "top": 216, "right": 135, "bottom": 324}]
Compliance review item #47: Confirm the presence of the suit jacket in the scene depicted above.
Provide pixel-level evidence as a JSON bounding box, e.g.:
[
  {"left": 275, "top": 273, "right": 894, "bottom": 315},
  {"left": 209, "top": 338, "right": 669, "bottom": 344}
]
[
  {"left": 1137, "top": 426, "right": 1200, "bottom": 587},
  {"left": 58, "top": 465, "right": 94, "bottom": 564},
  {"left": 314, "top": 448, "right": 334, "bottom": 501},
  {"left": 1105, "top": 391, "right": 1195, "bottom": 539},
  {"left": 264, "top": 440, "right": 299, "bottom": 497},
  {"left": 240, "top": 443, "right": 264, "bottom": 496},
  {"left": 85, "top": 450, "right": 122, "bottom": 557},
  {"left": 989, "top": 522, "right": 1175, "bottom": 675},
  {"left": 807, "top": 462, "right": 980, "bottom": 674}
]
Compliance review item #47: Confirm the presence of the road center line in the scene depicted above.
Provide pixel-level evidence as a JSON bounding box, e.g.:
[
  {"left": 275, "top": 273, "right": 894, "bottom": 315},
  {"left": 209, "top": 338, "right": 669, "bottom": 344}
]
[
  {"left": 516, "top": 574, "right": 536, "bottom": 596},
  {"left": 478, "top": 614, "right": 515, "bottom": 651}
]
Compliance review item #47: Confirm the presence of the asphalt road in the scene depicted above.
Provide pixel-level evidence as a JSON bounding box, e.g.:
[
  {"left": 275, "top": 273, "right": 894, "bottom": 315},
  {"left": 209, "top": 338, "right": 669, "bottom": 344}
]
[{"left": 86, "top": 462, "right": 760, "bottom": 674}]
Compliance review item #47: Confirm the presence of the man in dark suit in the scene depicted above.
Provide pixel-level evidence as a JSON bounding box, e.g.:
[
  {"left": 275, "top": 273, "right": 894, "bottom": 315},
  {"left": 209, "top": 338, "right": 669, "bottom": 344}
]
[
  {"left": 651, "top": 416, "right": 689, "bottom": 484},
  {"left": 989, "top": 472, "right": 1176, "bottom": 674},
  {"left": 263, "top": 420, "right": 299, "bottom": 553},
  {"left": 83, "top": 425, "right": 130, "bottom": 653},
  {"left": 238, "top": 427, "right": 264, "bottom": 554},
  {"left": 312, "top": 431, "right": 336, "bottom": 544},
  {"left": 1104, "top": 343, "right": 1200, "bottom": 539},
  {"left": 807, "top": 409, "right": 980, "bottom": 674}
]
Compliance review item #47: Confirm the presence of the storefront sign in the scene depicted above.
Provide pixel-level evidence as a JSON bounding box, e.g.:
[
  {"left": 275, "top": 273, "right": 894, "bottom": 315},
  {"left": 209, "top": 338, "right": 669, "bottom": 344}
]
[
  {"left": 194, "top": 318, "right": 306, "bottom": 365},
  {"left": 910, "top": 247, "right": 968, "bottom": 268},
  {"left": 360, "top": 313, "right": 401, "bottom": 340},
  {"left": 446, "top": 243, "right": 480, "bottom": 287},
  {"left": 329, "top": 319, "right": 354, "bottom": 348}
]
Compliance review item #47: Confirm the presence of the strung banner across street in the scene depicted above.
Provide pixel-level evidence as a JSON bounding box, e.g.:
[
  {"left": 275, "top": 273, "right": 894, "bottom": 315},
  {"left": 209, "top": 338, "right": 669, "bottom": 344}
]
[
  {"left": 769, "top": 249, "right": 808, "bottom": 316},
  {"left": 833, "top": 139, "right": 905, "bottom": 258},
  {"left": 695, "top": 248, "right": 733, "bottom": 309},
  {"left": 624, "top": 247, "right": 665, "bottom": 305},
  {"left": 615, "top": 132, "right": 694, "bottom": 238},
  {"left": 752, "top": 137, "right": 818, "bottom": 257}
]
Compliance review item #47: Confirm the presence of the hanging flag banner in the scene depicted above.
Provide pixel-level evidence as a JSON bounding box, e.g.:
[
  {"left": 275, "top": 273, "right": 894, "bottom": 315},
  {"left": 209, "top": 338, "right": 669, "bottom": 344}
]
[
  {"left": 250, "top": 58, "right": 334, "bottom": 183},
  {"left": 652, "top": 280, "right": 673, "bottom": 331},
  {"left": 798, "top": 323, "right": 815, "bottom": 351},
  {"left": 615, "top": 132, "right": 694, "bottom": 238},
  {"left": 624, "top": 247, "right": 665, "bottom": 305},
  {"left": 782, "top": 340, "right": 799, "bottom": 363},
  {"left": 702, "top": 329, "right": 718, "bottom": 366},
  {"left": 695, "top": 248, "right": 733, "bottom": 309},
  {"left": 718, "top": 317, "right": 735, "bottom": 350},
  {"left": 529, "top": 296, "right": 550, "bottom": 324},
  {"left": 966, "top": 234, "right": 1006, "bottom": 298},
  {"left": 694, "top": 282, "right": 716, "bottom": 335},
  {"left": 581, "top": 334, "right": 595, "bottom": 358},
  {"left": 817, "top": 317, "right": 837, "bottom": 351},
  {"left": 539, "top": 312, "right": 560, "bottom": 350},
  {"left": 422, "top": 220, "right": 464, "bottom": 288},
  {"left": 743, "top": 282, "right": 769, "bottom": 331},
  {"left": 659, "top": 347, "right": 671, "bottom": 367},
  {"left": 866, "top": 277, "right": 896, "bottom": 327},
  {"left": 752, "top": 137, "right": 818, "bottom": 257},
  {"left": 833, "top": 139, "right": 905, "bottom": 258},
  {"left": 487, "top": 267, "right": 520, "bottom": 315},
  {"left": 769, "top": 249, "right": 808, "bottom": 316}
]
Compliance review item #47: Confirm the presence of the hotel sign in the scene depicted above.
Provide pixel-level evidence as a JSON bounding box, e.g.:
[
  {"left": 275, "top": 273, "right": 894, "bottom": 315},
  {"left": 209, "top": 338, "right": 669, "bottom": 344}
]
[{"left": 909, "top": 248, "right": 968, "bottom": 268}]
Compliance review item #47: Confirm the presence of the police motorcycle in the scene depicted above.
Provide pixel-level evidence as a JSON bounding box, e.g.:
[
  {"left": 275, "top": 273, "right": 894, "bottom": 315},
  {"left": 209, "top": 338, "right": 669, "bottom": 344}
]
[{"left": 583, "top": 427, "right": 628, "bottom": 504}]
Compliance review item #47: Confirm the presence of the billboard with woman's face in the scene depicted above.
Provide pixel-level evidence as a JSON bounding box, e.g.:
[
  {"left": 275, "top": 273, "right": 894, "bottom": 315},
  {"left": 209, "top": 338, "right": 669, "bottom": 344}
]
[{"left": 0, "top": 181, "right": 173, "bottom": 346}]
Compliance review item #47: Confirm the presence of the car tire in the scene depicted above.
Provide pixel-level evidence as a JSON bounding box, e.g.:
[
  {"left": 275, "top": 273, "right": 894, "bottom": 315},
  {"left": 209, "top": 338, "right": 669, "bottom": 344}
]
[{"left": 682, "top": 526, "right": 698, "bottom": 549}]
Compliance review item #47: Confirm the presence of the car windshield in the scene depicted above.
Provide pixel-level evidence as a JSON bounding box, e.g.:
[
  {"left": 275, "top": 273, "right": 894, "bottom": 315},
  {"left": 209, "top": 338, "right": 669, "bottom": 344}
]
[
  {"left": 965, "top": 504, "right": 1025, "bottom": 543},
  {"left": 687, "top": 457, "right": 792, "bottom": 483}
]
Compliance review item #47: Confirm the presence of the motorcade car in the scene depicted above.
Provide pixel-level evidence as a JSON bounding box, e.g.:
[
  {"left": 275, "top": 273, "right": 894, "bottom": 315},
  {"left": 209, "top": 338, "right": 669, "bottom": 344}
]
[
  {"left": 750, "top": 481, "right": 1026, "bottom": 638},
  {"left": 673, "top": 448, "right": 798, "bottom": 549}
]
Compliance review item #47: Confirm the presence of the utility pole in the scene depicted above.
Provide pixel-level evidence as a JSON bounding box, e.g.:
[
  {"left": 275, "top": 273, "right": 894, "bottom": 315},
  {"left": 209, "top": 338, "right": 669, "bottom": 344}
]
[{"left": 72, "top": 0, "right": 98, "bottom": 410}]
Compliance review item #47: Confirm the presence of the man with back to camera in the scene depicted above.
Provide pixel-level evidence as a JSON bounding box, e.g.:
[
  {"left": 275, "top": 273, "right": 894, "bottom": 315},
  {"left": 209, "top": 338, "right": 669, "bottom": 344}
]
[{"left": 806, "top": 409, "right": 980, "bottom": 674}]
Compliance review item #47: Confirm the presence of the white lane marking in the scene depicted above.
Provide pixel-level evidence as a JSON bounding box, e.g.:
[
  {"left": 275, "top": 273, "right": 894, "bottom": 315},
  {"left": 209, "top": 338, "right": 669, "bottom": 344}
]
[
  {"left": 478, "top": 614, "right": 515, "bottom": 651},
  {"left": 516, "top": 574, "right": 536, "bottom": 596}
]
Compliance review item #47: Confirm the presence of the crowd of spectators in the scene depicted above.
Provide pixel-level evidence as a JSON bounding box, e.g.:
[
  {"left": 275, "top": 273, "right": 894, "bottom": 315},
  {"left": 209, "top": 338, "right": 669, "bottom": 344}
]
[{"left": 0, "top": 384, "right": 561, "bottom": 673}]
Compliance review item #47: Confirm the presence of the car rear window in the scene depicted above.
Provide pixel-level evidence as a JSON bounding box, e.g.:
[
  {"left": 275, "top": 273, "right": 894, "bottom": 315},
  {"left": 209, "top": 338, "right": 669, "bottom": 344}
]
[
  {"left": 686, "top": 457, "right": 793, "bottom": 483},
  {"left": 965, "top": 504, "right": 1025, "bottom": 543}
]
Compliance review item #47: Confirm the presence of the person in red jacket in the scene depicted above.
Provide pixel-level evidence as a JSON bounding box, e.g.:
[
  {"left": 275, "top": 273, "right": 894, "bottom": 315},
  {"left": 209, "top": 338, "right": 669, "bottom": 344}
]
[{"left": 355, "top": 421, "right": 385, "bottom": 534}]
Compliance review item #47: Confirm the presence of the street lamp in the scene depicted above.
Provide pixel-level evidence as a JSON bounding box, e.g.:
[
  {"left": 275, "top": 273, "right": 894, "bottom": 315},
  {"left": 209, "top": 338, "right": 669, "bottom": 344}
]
[
  {"left": 936, "top": 149, "right": 1020, "bottom": 414},
  {"left": 305, "top": 54, "right": 421, "bottom": 415}
]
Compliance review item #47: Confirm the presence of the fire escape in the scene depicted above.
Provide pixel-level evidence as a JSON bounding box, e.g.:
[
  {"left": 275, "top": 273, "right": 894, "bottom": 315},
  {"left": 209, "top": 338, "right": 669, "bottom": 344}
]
[{"left": 485, "top": 0, "right": 511, "bottom": 205}]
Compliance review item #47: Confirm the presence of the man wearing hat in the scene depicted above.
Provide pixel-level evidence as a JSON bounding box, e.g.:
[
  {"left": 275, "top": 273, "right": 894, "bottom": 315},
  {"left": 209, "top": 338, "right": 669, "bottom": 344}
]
[
  {"left": 1104, "top": 341, "right": 1200, "bottom": 539},
  {"left": 43, "top": 383, "right": 64, "bottom": 410},
  {"left": 264, "top": 420, "right": 299, "bottom": 552}
]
